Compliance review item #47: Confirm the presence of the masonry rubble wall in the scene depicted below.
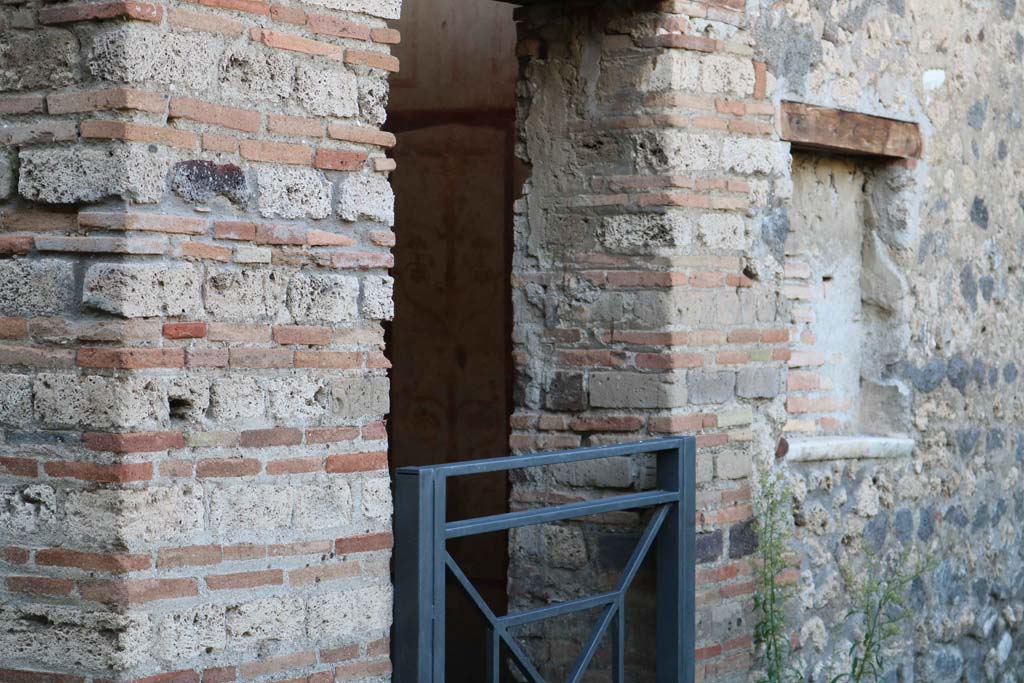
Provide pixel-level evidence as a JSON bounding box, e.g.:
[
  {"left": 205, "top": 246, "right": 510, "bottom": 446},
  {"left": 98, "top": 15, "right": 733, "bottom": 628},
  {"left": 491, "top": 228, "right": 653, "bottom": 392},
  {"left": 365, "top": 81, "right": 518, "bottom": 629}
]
[
  {"left": 0, "top": 0, "right": 401, "bottom": 680},
  {"left": 509, "top": 0, "right": 1024, "bottom": 681}
]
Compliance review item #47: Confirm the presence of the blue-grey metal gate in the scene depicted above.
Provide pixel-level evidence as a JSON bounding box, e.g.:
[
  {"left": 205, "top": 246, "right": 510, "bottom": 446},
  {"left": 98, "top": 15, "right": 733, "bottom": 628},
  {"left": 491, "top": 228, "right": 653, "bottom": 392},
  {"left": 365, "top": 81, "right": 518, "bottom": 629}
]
[{"left": 393, "top": 437, "right": 696, "bottom": 682}]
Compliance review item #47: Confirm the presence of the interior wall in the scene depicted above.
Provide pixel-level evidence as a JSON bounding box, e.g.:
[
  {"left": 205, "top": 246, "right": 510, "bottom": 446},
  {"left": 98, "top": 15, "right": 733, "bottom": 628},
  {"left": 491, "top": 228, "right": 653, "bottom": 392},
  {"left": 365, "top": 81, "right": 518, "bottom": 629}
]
[{"left": 386, "top": 0, "right": 519, "bottom": 678}]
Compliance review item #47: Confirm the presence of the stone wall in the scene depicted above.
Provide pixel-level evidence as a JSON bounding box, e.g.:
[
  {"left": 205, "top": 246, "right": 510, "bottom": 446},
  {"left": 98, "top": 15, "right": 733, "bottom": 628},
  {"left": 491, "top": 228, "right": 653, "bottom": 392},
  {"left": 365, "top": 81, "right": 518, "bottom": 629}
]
[
  {"left": 763, "top": 0, "right": 1024, "bottom": 679},
  {"left": 0, "top": 0, "right": 401, "bottom": 680},
  {"left": 509, "top": 0, "right": 1024, "bottom": 681},
  {"left": 2, "top": 0, "right": 1023, "bottom": 680}
]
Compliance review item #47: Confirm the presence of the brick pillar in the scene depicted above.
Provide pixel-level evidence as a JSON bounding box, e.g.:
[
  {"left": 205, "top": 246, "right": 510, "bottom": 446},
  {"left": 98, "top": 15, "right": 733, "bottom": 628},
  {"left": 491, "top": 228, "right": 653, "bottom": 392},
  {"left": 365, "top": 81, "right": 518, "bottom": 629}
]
[
  {"left": 509, "top": 1, "right": 789, "bottom": 679},
  {"left": 1, "top": 0, "right": 400, "bottom": 680}
]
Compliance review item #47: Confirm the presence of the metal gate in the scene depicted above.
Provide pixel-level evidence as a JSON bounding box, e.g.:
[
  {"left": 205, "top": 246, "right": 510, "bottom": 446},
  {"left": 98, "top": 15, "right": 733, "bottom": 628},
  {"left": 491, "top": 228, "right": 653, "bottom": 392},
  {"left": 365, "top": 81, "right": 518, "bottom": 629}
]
[{"left": 393, "top": 437, "right": 696, "bottom": 682}]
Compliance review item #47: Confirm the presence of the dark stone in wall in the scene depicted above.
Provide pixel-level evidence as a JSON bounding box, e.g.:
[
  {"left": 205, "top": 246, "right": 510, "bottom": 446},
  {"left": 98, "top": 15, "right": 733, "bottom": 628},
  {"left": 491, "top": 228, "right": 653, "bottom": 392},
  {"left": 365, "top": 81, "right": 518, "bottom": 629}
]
[
  {"left": 924, "top": 646, "right": 965, "bottom": 680},
  {"left": 948, "top": 354, "right": 970, "bottom": 395},
  {"left": 171, "top": 160, "right": 249, "bottom": 204},
  {"left": 956, "top": 428, "right": 981, "bottom": 457},
  {"left": 907, "top": 357, "right": 946, "bottom": 392},
  {"left": 979, "top": 275, "right": 995, "bottom": 302},
  {"left": 968, "top": 99, "right": 988, "bottom": 130},
  {"left": 893, "top": 507, "right": 914, "bottom": 543},
  {"left": 970, "top": 196, "right": 989, "bottom": 229},
  {"left": 6, "top": 430, "right": 77, "bottom": 445},
  {"left": 945, "top": 505, "right": 970, "bottom": 528},
  {"left": 596, "top": 532, "right": 637, "bottom": 571},
  {"left": 909, "top": 576, "right": 927, "bottom": 610},
  {"left": 863, "top": 510, "right": 888, "bottom": 552},
  {"left": 918, "top": 506, "right": 935, "bottom": 541},
  {"left": 970, "top": 360, "right": 987, "bottom": 387},
  {"left": 992, "top": 498, "right": 1007, "bottom": 527},
  {"left": 761, "top": 206, "right": 790, "bottom": 263},
  {"left": 750, "top": 12, "right": 819, "bottom": 98},
  {"left": 1003, "top": 362, "right": 1018, "bottom": 383},
  {"left": 971, "top": 503, "right": 990, "bottom": 531},
  {"left": 972, "top": 577, "right": 990, "bottom": 603},
  {"left": 960, "top": 265, "right": 978, "bottom": 311},
  {"left": 970, "top": 359, "right": 987, "bottom": 389},
  {"left": 728, "top": 519, "right": 757, "bottom": 559},
  {"left": 696, "top": 529, "right": 723, "bottom": 564},
  {"left": 933, "top": 558, "right": 967, "bottom": 605},
  {"left": 546, "top": 372, "right": 586, "bottom": 411},
  {"left": 986, "top": 429, "right": 1004, "bottom": 452}
]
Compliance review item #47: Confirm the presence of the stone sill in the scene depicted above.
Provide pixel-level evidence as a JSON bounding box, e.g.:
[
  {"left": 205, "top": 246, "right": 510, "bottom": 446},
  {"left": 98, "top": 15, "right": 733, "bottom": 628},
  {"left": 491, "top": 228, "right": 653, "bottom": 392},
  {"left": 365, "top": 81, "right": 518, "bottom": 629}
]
[{"left": 785, "top": 436, "right": 914, "bottom": 463}]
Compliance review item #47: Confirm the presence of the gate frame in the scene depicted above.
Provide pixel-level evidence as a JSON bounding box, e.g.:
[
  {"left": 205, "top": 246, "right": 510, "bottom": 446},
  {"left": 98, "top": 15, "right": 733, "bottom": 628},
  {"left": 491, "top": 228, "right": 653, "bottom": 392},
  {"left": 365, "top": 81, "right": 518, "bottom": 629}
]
[{"left": 393, "top": 436, "right": 696, "bottom": 682}]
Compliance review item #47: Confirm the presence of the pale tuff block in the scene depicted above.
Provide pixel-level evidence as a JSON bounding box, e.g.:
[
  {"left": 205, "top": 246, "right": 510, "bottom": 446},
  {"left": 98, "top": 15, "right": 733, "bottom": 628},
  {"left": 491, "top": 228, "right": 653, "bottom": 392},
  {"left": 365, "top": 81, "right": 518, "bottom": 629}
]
[
  {"left": 257, "top": 166, "right": 332, "bottom": 219},
  {"left": 361, "top": 275, "right": 395, "bottom": 320},
  {"left": 295, "top": 63, "right": 359, "bottom": 118},
  {"left": 337, "top": 172, "right": 395, "bottom": 225},
  {"left": 0, "top": 259, "right": 75, "bottom": 316},
  {"left": 0, "top": 374, "right": 32, "bottom": 427},
  {"left": 288, "top": 273, "right": 360, "bottom": 323},
  {"left": 699, "top": 54, "right": 756, "bottom": 96},
  {"left": 83, "top": 263, "right": 202, "bottom": 319},
  {"left": 225, "top": 596, "right": 307, "bottom": 647},
  {"left": 332, "top": 376, "right": 390, "bottom": 418},
  {"left": 204, "top": 268, "right": 288, "bottom": 322},
  {"left": 306, "top": 584, "right": 392, "bottom": 639},
  {"left": 64, "top": 484, "right": 205, "bottom": 550},
  {"left": 19, "top": 145, "right": 174, "bottom": 204},
  {"left": 33, "top": 373, "right": 167, "bottom": 429}
]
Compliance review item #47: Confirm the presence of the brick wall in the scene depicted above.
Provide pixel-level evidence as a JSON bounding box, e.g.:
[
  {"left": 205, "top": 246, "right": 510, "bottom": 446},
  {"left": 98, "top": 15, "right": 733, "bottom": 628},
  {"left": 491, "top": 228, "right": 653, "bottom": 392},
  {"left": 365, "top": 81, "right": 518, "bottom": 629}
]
[
  {"left": 508, "top": 1, "right": 786, "bottom": 678},
  {"left": 0, "top": 0, "right": 401, "bottom": 680}
]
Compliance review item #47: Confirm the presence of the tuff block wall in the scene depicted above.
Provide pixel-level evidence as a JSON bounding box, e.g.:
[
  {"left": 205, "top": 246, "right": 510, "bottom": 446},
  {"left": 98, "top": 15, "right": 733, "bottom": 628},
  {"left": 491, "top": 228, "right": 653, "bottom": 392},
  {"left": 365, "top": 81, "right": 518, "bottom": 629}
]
[
  {"left": 510, "top": 0, "right": 1023, "bottom": 681},
  {"left": 0, "top": 0, "right": 401, "bottom": 680},
  {"left": 509, "top": 1, "right": 784, "bottom": 678}
]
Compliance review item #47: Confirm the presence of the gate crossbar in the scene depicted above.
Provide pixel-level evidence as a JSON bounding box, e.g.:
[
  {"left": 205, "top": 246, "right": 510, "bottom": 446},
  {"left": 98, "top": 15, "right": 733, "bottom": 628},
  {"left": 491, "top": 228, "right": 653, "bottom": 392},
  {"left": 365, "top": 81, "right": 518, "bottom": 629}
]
[{"left": 393, "top": 436, "right": 696, "bottom": 683}]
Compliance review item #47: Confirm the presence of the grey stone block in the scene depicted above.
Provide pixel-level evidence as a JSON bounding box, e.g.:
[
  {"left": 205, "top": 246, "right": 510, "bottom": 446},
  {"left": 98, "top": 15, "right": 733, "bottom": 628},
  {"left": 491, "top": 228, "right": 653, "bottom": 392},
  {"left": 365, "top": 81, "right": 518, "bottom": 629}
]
[
  {"left": 590, "top": 372, "right": 686, "bottom": 408},
  {"left": 687, "top": 370, "right": 736, "bottom": 404},
  {"left": 736, "top": 366, "right": 781, "bottom": 399},
  {"left": 332, "top": 376, "right": 390, "bottom": 418}
]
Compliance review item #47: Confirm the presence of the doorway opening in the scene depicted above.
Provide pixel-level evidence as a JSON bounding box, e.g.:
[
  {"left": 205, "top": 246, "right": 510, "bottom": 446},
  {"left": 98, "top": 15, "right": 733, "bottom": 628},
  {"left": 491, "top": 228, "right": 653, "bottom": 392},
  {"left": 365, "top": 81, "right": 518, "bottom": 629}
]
[{"left": 385, "top": 0, "right": 521, "bottom": 679}]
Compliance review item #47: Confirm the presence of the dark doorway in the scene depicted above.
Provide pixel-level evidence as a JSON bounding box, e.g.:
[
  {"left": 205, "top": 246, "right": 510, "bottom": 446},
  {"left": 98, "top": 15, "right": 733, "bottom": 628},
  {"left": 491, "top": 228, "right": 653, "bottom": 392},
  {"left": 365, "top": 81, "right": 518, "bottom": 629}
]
[{"left": 385, "top": 1, "right": 519, "bottom": 679}]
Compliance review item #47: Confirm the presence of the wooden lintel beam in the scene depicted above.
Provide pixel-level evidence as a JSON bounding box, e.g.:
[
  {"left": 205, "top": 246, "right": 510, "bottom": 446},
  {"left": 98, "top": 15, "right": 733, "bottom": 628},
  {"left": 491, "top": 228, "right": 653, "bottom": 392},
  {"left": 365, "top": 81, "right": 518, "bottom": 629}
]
[{"left": 779, "top": 101, "right": 923, "bottom": 159}]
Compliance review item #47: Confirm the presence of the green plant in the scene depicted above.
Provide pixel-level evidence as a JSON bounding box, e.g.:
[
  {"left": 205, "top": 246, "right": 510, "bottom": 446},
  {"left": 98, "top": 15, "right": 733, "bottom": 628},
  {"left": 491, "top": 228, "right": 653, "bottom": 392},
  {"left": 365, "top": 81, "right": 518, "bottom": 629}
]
[
  {"left": 828, "top": 550, "right": 929, "bottom": 683},
  {"left": 752, "top": 467, "right": 927, "bottom": 683},
  {"left": 752, "top": 468, "right": 802, "bottom": 683}
]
